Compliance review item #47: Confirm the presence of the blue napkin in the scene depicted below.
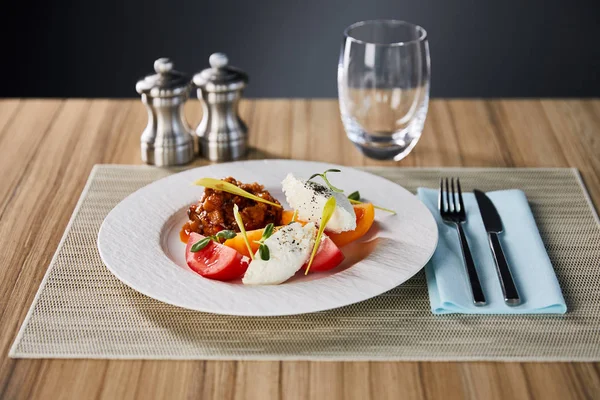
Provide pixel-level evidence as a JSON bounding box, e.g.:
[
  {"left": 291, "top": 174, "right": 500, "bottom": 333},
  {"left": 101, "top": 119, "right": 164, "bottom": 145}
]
[{"left": 417, "top": 188, "right": 566, "bottom": 314}]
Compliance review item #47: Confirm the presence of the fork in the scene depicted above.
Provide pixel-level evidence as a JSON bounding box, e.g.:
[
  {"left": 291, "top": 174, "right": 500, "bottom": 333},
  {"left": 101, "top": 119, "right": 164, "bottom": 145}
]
[{"left": 439, "top": 178, "right": 487, "bottom": 306}]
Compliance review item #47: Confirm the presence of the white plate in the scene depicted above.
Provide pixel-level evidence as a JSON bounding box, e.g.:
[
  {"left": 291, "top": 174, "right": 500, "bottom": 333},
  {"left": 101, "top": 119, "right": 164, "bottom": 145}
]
[{"left": 98, "top": 160, "right": 438, "bottom": 316}]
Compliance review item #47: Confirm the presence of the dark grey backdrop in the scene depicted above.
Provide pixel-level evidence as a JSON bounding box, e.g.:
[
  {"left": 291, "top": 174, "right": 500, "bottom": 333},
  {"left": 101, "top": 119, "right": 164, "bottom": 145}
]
[{"left": 3, "top": 0, "right": 599, "bottom": 98}]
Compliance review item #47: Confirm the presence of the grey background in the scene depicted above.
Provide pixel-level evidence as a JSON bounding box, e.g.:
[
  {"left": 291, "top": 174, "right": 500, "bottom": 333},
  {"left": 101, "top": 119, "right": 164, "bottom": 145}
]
[{"left": 3, "top": 0, "right": 599, "bottom": 98}]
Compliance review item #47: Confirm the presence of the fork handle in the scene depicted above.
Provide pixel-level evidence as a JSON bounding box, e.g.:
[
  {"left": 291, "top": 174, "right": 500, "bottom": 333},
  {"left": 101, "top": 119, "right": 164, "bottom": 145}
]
[
  {"left": 488, "top": 233, "right": 521, "bottom": 306},
  {"left": 455, "top": 224, "right": 487, "bottom": 306}
]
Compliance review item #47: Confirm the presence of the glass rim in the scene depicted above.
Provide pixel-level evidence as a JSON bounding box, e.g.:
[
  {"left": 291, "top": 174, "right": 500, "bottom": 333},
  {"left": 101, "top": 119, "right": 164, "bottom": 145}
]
[{"left": 343, "top": 19, "right": 427, "bottom": 47}]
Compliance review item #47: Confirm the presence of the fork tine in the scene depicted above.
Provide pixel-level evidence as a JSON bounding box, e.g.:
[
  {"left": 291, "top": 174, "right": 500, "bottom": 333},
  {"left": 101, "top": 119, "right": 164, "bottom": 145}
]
[
  {"left": 441, "top": 178, "right": 445, "bottom": 212},
  {"left": 438, "top": 178, "right": 443, "bottom": 211},
  {"left": 450, "top": 178, "right": 457, "bottom": 212},
  {"left": 444, "top": 178, "right": 450, "bottom": 213},
  {"left": 456, "top": 178, "right": 465, "bottom": 213}
]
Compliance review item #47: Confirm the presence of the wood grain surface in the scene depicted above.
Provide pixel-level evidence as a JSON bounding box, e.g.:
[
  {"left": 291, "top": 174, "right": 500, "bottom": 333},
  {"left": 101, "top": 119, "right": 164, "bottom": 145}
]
[{"left": 0, "top": 98, "right": 599, "bottom": 399}]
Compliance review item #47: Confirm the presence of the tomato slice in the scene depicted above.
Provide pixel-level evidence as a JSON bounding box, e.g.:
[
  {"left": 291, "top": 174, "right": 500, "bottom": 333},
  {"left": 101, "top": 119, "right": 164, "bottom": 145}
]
[
  {"left": 186, "top": 233, "right": 249, "bottom": 281},
  {"left": 301, "top": 235, "right": 345, "bottom": 273}
]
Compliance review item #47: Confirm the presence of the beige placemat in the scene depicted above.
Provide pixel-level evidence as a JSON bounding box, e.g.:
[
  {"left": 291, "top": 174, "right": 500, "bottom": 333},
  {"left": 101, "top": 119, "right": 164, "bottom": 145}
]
[{"left": 10, "top": 165, "right": 600, "bottom": 361}]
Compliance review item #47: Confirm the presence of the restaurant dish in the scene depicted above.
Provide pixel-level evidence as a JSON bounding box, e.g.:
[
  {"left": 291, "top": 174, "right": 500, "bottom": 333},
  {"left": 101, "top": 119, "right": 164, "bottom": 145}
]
[
  {"left": 181, "top": 169, "right": 386, "bottom": 285},
  {"left": 97, "top": 159, "right": 438, "bottom": 315}
]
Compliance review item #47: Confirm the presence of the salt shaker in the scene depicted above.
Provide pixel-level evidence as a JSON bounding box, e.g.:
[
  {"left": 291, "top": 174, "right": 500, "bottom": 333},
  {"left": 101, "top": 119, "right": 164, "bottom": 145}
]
[
  {"left": 193, "top": 53, "right": 249, "bottom": 162},
  {"left": 135, "top": 58, "right": 196, "bottom": 166}
]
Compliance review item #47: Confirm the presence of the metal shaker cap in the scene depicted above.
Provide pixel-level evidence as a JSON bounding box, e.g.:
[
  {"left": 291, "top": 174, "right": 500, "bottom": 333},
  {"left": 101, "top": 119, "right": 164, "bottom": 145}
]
[
  {"left": 136, "top": 58, "right": 190, "bottom": 97},
  {"left": 193, "top": 53, "right": 248, "bottom": 93}
]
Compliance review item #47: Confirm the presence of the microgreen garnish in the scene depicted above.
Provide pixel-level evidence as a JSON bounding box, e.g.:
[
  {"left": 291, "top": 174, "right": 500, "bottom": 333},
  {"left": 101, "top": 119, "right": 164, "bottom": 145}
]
[
  {"left": 233, "top": 204, "right": 254, "bottom": 260},
  {"left": 347, "top": 189, "right": 395, "bottom": 214},
  {"left": 194, "top": 177, "right": 282, "bottom": 208},
  {"left": 261, "top": 223, "right": 274, "bottom": 240},
  {"left": 190, "top": 229, "right": 238, "bottom": 252},
  {"left": 305, "top": 196, "right": 336, "bottom": 275},
  {"left": 348, "top": 198, "right": 396, "bottom": 215},
  {"left": 347, "top": 191, "right": 360, "bottom": 201},
  {"left": 258, "top": 244, "right": 270, "bottom": 261},
  {"left": 190, "top": 237, "right": 211, "bottom": 252},
  {"left": 252, "top": 223, "right": 274, "bottom": 261},
  {"left": 216, "top": 230, "right": 237, "bottom": 240},
  {"left": 308, "top": 169, "right": 343, "bottom": 193}
]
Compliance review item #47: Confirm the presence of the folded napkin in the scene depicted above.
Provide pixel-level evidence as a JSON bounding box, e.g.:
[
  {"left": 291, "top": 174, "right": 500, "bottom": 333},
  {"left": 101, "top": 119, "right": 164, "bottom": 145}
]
[{"left": 417, "top": 188, "right": 566, "bottom": 314}]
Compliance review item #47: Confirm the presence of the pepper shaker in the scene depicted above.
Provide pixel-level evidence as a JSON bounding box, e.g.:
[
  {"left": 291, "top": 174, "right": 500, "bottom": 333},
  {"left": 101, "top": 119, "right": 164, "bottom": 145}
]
[
  {"left": 193, "top": 53, "right": 249, "bottom": 162},
  {"left": 136, "top": 58, "right": 196, "bottom": 166}
]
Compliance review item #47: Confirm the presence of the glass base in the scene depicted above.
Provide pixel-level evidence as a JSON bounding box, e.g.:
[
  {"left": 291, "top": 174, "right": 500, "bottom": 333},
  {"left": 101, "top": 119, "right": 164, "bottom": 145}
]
[
  {"left": 353, "top": 136, "right": 421, "bottom": 161},
  {"left": 341, "top": 99, "right": 427, "bottom": 161},
  {"left": 344, "top": 119, "right": 423, "bottom": 161}
]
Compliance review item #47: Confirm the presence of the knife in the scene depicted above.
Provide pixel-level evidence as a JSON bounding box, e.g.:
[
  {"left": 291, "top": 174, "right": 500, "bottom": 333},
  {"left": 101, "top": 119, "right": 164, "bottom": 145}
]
[{"left": 473, "top": 190, "right": 521, "bottom": 306}]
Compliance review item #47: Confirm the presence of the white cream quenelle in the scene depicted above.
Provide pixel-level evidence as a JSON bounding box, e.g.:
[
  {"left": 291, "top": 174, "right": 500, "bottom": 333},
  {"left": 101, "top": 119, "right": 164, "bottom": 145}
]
[
  {"left": 242, "top": 222, "right": 316, "bottom": 285},
  {"left": 281, "top": 173, "right": 356, "bottom": 233}
]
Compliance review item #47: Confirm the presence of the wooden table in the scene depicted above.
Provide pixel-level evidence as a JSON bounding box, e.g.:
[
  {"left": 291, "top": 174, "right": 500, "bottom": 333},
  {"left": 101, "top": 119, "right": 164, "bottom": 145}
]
[{"left": 1, "top": 99, "right": 599, "bottom": 399}]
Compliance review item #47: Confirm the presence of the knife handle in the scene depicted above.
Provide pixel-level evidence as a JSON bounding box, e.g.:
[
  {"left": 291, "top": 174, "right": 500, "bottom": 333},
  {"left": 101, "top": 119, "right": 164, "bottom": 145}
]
[
  {"left": 455, "top": 224, "right": 486, "bottom": 306},
  {"left": 488, "top": 233, "right": 521, "bottom": 306}
]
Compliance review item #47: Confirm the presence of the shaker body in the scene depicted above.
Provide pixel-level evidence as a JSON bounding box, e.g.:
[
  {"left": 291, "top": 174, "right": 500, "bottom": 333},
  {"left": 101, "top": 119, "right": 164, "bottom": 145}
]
[
  {"left": 137, "top": 58, "right": 196, "bottom": 167},
  {"left": 141, "top": 95, "right": 196, "bottom": 166},
  {"left": 196, "top": 91, "right": 247, "bottom": 162},
  {"left": 193, "top": 53, "right": 249, "bottom": 162}
]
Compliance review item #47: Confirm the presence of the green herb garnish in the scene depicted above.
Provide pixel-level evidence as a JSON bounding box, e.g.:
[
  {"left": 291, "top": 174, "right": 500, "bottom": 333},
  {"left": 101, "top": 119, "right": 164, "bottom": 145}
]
[
  {"left": 348, "top": 198, "right": 396, "bottom": 215},
  {"left": 252, "top": 223, "right": 275, "bottom": 261},
  {"left": 190, "top": 229, "right": 237, "bottom": 252},
  {"left": 347, "top": 191, "right": 360, "bottom": 201},
  {"left": 305, "top": 196, "right": 336, "bottom": 275},
  {"left": 258, "top": 244, "right": 270, "bottom": 261},
  {"left": 347, "top": 189, "right": 395, "bottom": 214},
  {"left": 308, "top": 169, "right": 343, "bottom": 193},
  {"left": 216, "top": 230, "right": 236, "bottom": 240},
  {"left": 262, "top": 223, "right": 274, "bottom": 240},
  {"left": 194, "top": 177, "right": 282, "bottom": 208},
  {"left": 233, "top": 204, "right": 254, "bottom": 260},
  {"left": 190, "top": 237, "right": 212, "bottom": 252}
]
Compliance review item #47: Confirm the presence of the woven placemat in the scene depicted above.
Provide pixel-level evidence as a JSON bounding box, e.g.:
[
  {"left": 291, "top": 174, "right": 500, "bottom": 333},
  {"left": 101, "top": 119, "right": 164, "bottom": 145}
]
[{"left": 10, "top": 165, "right": 600, "bottom": 361}]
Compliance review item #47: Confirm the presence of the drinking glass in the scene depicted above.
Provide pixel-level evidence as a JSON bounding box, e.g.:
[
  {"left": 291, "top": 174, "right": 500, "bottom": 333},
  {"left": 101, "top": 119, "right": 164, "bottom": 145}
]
[{"left": 338, "top": 20, "right": 430, "bottom": 161}]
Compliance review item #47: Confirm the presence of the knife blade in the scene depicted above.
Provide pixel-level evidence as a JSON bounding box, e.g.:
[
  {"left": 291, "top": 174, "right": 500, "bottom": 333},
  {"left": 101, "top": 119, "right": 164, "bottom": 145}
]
[
  {"left": 474, "top": 190, "right": 521, "bottom": 306},
  {"left": 474, "top": 190, "right": 503, "bottom": 233}
]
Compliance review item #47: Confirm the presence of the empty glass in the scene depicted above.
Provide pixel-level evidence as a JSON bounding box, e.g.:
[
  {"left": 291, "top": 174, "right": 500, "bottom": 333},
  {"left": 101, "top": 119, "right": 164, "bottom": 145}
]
[{"left": 338, "top": 20, "right": 430, "bottom": 161}]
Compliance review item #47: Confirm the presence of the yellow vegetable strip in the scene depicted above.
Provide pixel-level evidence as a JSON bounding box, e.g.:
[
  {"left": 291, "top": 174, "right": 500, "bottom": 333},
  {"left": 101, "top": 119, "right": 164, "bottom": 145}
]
[
  {"left": 305, "top": 196, "right": 336, "bottom": 275},
  {"left": 233, "top": 204, "right": 254, "bottom": 260},
  {"left": 349, "top": 199, "right": 396, "bottom": 215},
  {"left": 291, "top": 209, "right": 298, "bottom": 222},
  {"left": 194, "top": 178, "right": 282, "bottom": 208}
]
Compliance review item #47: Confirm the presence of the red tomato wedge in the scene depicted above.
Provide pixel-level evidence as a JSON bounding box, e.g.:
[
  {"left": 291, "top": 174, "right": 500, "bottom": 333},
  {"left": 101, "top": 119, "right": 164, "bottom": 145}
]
[
  {"left": 301, "top": 235, "right": 345, "bottom": 273},
  {"left": 186, "top": 233, "right": 249, "bottom": 281}
]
